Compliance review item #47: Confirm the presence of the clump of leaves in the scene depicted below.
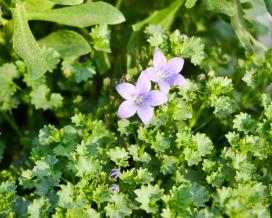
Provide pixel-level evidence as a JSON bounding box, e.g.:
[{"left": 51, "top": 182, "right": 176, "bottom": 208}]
[{"left": 0, "top": 0, "right": 272, "bottom": 217}]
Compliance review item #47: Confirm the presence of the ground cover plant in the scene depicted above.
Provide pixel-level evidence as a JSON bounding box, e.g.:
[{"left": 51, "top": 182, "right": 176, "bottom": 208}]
[{"left": 0, "top": 0, "right": 272, "bottom": 217}]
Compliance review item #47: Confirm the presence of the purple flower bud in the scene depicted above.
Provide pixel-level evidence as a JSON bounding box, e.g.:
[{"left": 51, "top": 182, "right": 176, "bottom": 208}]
[
  {"left": 109, "top": 184, "right": 119, "bottom": 193},
  {"left": 110, "top": 169, "right": 121, "bottom": 179}
]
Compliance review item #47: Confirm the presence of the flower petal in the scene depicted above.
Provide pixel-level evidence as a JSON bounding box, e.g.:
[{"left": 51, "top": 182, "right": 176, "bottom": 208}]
[
  {"left": 158, "top": 81, "right": 170, "bottom": 94},
  {"left": 172, "top": 74, "right": 187, "bottom": 86},
  {"left": 143, "top": 67, "right": 158, "bottom": 82},
  {"left": 136, "top": 73, "right": 151, "bottom": 94},
  {"left": 146, "top": 90, "right": 168, "bottom": 106},
  {"left": 165, "top": 57, "right": 184, "bottom": 74},
  {"left": 116, "top": 83, "right": 136, "bottom": 100},
  {"left": 167, "top": 74, "right": 187, "bottom": 86},
  {"left": 153, "top": 50, "right": 166, "bottom": 69},
  {"left": 137, "top": 105, "right": 154, "bottom": 125},
  {"left": 117, "top": 100, "right": 137, "bottom": 118}
]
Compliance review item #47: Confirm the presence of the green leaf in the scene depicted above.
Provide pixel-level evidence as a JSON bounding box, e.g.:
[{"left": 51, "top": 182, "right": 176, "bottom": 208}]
[
  {"left": 30, "top": 84, "right": 63, "bottom": 110},
  {"left": 50, "top": 0, "right": 83, "bottom": 5},
  {"left": 61, "top": 58, "right": 96, "bottom": 83},
  {"left": 206, "top": 77, "right": 233, "bottom": 96},
  {"left": 264, "top": 0, "right": 272, "bottom": 15},
  {"left": 210, "top": 96, "right": 237, "bottom": 118},
  {"left": 107, "top": 147, "right": 129, "bottom": 167},
  {"left": 133, "top": 0, "right": 185, "bottom": 31},
  {"left": 27, "top": 2, "right": 125, "bottom": 28},
  {"left": 75, "top": 156, "right": 101, "bottom": 177},
  {"left": 177, "top": 131, "right": 214, "bottom": 166},
  {"left": 24, "top": 0, "right": 55, "bottom": 12},
  {"left": 90, "top": 25, "right": 111, "bottom": 53},
  {"left": 135, "top": 184, "right": 164, "bottom": 214},
  {"left": 42, "top": 47, "right": 60, "bottom": 72},
  {"left": 170, "top": 98, "right": 193, "bottom": 121},
  {"left": 203, "top": 0, "right": 235, "bottom": 16},
  {"left": 32, "top": 155, "right": 58, "bottom": 178},
  {"left": 185, "top": 0, "right": 198, "bottom": 8},
  {"left": 57, "top": 182, "right": 74, "bottom": 208},
  {"left": 233, "top": 112, "right": 257, "bottom": 134},
  {"left": 0, "top": 63, "right": 20, "bottom": 111},
  {"left": 105, "top": 193, "right": 132, "bottom": 218},
  {"left": 151, "top": 131, "right": 172, "bottom": 153},
  {"left": 165, "top": 183, "right": 208, "bottom": 213},
  {"left": 0, "top": 181, "right": 17, "bottom": 216},
  {"left": 178, "top": 36, "right": 205, "bottom": 65},
  {"left": 127, "top": 0, "right": 185, "bottom": 74},
  {"left": 28, "top": 198, "right": 50, "bottom": 218},
  {"left": 12, "top": 3, "right": 48, "bottom": 81},
  {"left": 39, "top": 30, "right": 91, "bottom": 58}
]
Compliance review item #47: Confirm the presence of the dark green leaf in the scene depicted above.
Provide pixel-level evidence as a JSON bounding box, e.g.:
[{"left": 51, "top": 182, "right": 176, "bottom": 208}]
[{"left": 264, "top": 0, "right": 272, "bottom": 15}]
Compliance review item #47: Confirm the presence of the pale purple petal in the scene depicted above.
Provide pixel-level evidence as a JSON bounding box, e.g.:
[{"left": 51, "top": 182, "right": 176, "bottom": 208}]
[
  {"left": 143, "top": 67, "right": 158, "bottom": 82},
  {"left": 158, "top": 81, "right": 170, "bottom": 94},
  {"left": 116, "top": 83, "right": 136, "bottom": 100},
  {"left": 167, "top": 73, "right": 187, "bottom": 86},
  {"left": 137, "top": 105, "right": 154, "bottom": 125},
  {"left": 153, "top": 50, "right": 166, "bottom": 69},
  {"left": 172, "top": 74, "right": 187, "bottom": 86},
  {"left": 145, "top": 90, "right": 168, "bottom": 106},
  {"left": 117, "top": 100, "right": 137, "bottom": 118},
  {"left": 165, "top": 57, "right": 184, "bottom": 74},
  {"left": 136, "top": 73, "right": 151, "bottom": 94}
]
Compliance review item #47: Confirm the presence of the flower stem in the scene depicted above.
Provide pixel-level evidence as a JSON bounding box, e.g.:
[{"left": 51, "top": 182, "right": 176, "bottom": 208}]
[
  {"left": 1, "top": 112, "right": 22, "bottom": 137},
  {"left": 189, "top": 101, "right": 207, "bottom": 128}
]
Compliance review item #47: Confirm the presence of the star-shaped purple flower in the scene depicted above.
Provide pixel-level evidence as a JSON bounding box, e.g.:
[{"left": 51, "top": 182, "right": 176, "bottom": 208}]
[
  {"left": 116, "top": 74, "right": 167, "bottom": 125},
  {"left": 144, "top": 50, "right": 187, "bottom": 94}
]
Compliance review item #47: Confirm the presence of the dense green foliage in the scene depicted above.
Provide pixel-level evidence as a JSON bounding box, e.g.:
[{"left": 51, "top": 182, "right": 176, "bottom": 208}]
[{"left": 0, "top": 0, "right": 272, "bottom": 217}]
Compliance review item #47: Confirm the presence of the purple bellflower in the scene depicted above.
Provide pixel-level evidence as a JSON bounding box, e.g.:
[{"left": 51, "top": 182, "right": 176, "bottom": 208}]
[
  {"left": 116, "top": 74, "right": 167, "bottom": 125},
  {"left": 144, "top": 50, "right": 187, "bottom": 94}
]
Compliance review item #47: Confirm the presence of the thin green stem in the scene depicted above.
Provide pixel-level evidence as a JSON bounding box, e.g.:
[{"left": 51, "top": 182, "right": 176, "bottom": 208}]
[
  {"left": 192, "top": 115, "right": 214, "bottom": 133},
  {"left": 1, "top": 112, "right": 22, "bottom": 137},
  {"left": 189, "top": 101, "right": 207, "bottom": 128},
  {"left": 139, "top": 143, "right": 145, "bottom": 157}
]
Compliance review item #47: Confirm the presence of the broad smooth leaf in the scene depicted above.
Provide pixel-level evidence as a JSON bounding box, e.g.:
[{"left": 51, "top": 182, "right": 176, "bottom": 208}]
[
  {"left": 50, "top": 0, "right": 83, "bottom": 5},
  {"left": 27, "top": 1, "right": 125, "bottom": 27},
  {"left": 39, "top": 30, "right": 91, "bottom": 58},
  {"left": 12, "top": 3, "right": 47, "bottom": 81}
]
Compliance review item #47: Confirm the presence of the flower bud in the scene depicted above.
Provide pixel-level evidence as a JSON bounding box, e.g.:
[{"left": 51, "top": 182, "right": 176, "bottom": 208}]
[
  {"left": 109, "top": 184, "right": 119, "bottom": 193},
  {"left": 110, "top": 169, "right": 121, "bottom": 179}
]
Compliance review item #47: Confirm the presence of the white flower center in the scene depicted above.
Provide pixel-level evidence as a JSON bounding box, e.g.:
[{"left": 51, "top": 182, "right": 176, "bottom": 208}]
[{"left": 133, "top": 95, "right": 144, "bottom": 105}]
